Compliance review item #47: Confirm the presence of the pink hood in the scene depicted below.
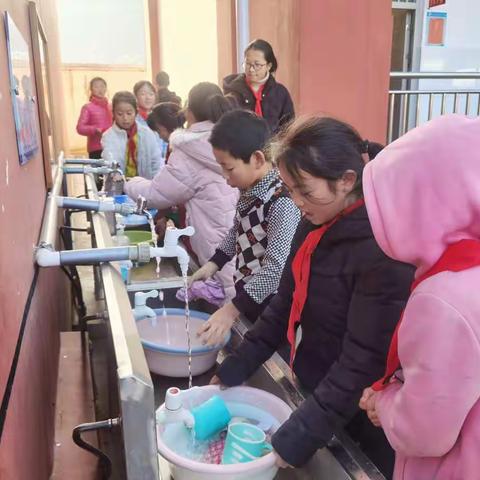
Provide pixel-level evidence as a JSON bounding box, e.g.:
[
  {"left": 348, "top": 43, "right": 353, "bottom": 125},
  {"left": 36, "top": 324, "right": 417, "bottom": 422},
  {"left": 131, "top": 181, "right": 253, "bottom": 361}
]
[
  {"left": 363, "top": 115, "right": 480, "bottom": 480},
  {"left": 363, "top": 114, "right": 480, "bottom": 275}
]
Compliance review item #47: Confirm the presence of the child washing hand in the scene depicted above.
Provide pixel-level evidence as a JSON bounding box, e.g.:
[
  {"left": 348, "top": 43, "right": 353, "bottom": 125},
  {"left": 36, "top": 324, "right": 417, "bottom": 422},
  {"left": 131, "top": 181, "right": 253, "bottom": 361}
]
[{"left": 194, "top": 110, "right": 300, "bottom": 347}]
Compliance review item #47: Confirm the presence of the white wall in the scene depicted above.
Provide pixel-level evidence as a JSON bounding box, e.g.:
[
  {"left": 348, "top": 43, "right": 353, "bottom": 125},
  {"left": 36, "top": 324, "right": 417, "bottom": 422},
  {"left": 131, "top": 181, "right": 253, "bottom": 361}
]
[
  {"left": 159, "top": 0, "right": 218, "bottom": 104},
  {"left": 417, "top": 0, "right": 480, "bottom": 120}
]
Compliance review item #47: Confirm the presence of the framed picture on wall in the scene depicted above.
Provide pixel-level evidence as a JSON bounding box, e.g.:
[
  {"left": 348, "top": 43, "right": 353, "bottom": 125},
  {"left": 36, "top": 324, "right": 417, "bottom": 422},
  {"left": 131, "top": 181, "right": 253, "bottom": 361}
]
[
  {"left": 28, "top": 1, "right": 57, "bottom": 188},
  {"left": 4, "top": 12, "right": 40, "bottom": 166}
]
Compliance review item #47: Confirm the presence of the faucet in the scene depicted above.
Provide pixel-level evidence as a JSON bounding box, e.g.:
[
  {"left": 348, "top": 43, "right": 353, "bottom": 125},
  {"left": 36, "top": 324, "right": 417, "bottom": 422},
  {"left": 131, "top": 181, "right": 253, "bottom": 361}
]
[
  {"left": 150, "top": 226, "right": 195, "bottom": 277},
  {"left": 135, "top": 195, "right": 148, "bottom": 215},
  {"left": 156, "top": 387, "right": 195, "bottom": 428},
  {"left": 132, "top": 290, "right": 158, "bottom": 321}
]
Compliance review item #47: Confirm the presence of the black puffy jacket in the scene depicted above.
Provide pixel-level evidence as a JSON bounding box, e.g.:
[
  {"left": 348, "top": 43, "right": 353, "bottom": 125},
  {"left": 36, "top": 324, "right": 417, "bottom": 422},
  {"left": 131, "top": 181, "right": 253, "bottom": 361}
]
[
  {"left": 223, "top": 73, "right": 294, "bottom": 133},
  {"left": 217, "top": 205, "right": 414, "bottom": 467}
]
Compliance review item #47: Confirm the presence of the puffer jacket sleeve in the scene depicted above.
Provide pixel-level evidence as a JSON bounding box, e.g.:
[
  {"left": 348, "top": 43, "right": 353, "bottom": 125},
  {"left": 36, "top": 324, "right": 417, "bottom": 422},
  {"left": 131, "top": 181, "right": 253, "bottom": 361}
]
[
  {"left": 101, "top": 127, "right": 121, "bottom": 170},
  {"left": 376, "top": 292, "right": 480, "bottom": 458},
  {"left": 124, "top": 148, "right": 195, "bottom": 209},
  {"left": 144, "top": 128, "right": 164, "bottom": 177},
  {"left": 216, "top": 223, "right": 306, "bottom": 386},
  {"left": 270, "top": 254, "right": 412, "bottom": 467},
  {"left": 76, "top": 105, "right": 97, "bottom": 136}
]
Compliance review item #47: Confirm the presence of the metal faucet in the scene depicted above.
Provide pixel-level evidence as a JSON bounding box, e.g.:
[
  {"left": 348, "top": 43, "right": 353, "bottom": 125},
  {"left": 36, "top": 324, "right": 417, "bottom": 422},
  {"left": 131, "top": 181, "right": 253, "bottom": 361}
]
[{"left": 132, "top": 290, "right": 158, "bottom": 321}]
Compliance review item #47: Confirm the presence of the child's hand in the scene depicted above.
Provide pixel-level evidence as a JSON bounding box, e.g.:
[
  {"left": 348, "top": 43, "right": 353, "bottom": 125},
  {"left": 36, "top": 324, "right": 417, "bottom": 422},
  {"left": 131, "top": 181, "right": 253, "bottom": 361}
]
[
  {"left": 209, "top": 375, "right": 228, "bottom": 390},
  {"left": 274, "top": 451, "right": 293, "bottom": 468},
  {"left": 188, "top": 261, "right": 219, "bottom": 286},
  {"left": 359, "top": 387, "right": 382, "bottom": 427},
  {"left": 197, "top": 303, "right": 239, "bottom": 346}
]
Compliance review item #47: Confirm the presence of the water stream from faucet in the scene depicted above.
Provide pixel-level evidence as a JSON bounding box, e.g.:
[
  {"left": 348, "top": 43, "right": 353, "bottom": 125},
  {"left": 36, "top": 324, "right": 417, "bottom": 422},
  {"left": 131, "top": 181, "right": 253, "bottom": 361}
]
[
  {"left": 182, "top": 272, "right": 193, "bottom": 389},
  {"left": 144, "top": 210, "right": 161, "bottom": 278}
]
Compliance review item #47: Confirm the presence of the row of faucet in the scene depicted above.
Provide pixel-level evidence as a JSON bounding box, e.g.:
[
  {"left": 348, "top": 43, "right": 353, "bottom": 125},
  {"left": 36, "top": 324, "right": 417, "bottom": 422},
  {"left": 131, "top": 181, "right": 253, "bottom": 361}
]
[{"left": 35, "top": 157, "right": 195, "bottom": 276}]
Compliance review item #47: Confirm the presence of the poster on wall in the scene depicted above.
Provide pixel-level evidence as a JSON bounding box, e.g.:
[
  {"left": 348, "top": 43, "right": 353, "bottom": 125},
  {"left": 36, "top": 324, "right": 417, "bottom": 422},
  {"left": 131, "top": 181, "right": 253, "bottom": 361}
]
[
  {"left": 426, "top": 11, "right": 447, "bottom": 46},
  {"left": 4, "top": 12, "right": 39, "bottom": 165}
]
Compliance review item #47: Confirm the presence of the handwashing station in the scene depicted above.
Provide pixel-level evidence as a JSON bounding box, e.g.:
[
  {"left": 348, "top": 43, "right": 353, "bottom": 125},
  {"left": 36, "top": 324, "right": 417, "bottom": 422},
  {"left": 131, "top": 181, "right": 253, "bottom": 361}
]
[{"left": 35, "top": 153, "right": 388, "bottom": 480}]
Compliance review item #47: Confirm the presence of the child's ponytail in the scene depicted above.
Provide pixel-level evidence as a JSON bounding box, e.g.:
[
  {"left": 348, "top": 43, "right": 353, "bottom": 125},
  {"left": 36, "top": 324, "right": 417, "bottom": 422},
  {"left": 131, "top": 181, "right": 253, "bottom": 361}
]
[
  {"left": 147, "top": 102, "right": 185, "bottom": 133},
  {"left": 205, "top": 94, "right": 235, "bottom": 124},
  {"left": 188, "top": 82, "right": 236, "bottom": 124}
]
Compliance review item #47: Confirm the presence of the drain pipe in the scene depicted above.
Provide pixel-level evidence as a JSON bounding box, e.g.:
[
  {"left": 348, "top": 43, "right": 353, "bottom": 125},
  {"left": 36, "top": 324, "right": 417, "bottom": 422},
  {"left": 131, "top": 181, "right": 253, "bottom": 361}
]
[
  {"left": 72, "top": 417, "right": 120, "bottom": 479},
  {"left": 236, "top": 0, "right": 250, "bottom": 72}
]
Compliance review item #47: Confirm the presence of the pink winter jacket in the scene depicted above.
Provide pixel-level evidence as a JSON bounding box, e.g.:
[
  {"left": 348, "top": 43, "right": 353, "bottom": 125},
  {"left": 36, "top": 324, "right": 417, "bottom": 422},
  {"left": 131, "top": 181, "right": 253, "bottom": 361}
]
[
  {"left": 76, "top": 99, "right": 112, "bottom": 152},
  {"left": 363, "top": 115, "right": 480, "bottom": 480},
  {"left": 124, "top": 121, "right": 238, "bottom": 298}
]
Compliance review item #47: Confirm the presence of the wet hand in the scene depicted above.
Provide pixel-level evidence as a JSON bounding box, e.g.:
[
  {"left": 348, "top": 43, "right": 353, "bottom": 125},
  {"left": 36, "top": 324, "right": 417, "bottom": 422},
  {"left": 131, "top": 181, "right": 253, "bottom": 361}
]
[
  {"left": 188, "top": 261, "right": 219, "bottom": 287},
  {"left": 274, "top": 451, "right": 293, "bottom": 469},
  {"left": 197, "top": 303, "right": 239, "bottom": 346},
  {"left": 209, "top": 374, "right": 228, "bottom": 390},
  {"left": 359, "top": 387, "right": 381, "bottom": 427}
]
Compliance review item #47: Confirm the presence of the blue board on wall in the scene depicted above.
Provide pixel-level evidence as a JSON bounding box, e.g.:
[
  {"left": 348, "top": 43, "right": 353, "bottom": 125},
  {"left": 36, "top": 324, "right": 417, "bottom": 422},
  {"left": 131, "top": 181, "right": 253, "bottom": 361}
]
[{"left": 4, "top": 12, "right": 39, "bottom": 165}]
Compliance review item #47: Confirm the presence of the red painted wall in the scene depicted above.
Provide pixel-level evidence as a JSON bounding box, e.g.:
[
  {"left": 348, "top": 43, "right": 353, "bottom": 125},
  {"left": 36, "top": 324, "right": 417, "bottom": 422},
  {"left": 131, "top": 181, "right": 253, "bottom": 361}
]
[
  {"left": 0, "top": 1, "right": 69, "bottom": 479},
  {"left": 248, "top": 0, "right": 392, "bottom": 142},
  {"left": 297, "top": 0, "right": 392, "bottom": 142}
]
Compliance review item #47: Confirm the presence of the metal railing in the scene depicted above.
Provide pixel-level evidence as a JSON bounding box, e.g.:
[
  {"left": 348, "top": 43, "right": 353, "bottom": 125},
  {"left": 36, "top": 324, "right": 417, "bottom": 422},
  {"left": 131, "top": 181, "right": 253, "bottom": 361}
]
[{"left": 388, "top": 71, "right": 480, "bottom": 143}]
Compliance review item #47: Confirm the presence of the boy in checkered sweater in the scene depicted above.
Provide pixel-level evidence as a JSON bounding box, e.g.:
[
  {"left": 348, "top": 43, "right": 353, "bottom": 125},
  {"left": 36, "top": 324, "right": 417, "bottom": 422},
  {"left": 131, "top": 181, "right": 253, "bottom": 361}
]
[{"left": 191, "top": 110, "right": 300, "bottom": 346}]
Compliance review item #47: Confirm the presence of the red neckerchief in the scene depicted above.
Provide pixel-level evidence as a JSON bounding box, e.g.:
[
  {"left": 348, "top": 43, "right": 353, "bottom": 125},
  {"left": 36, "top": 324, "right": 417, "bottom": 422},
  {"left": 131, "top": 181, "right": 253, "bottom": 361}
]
[
  {"left": 372, "top": 239, "right": 480, "bottom": 391},
  {"left": 138, "top": 106, "right": 149, "bottom": 120},
  {"left": 287, "top": 198, "right": 365, "bottom": 369},
  {"left": 126, "top": 122, "right": 138, "bottom": 167},
  {"left": 90, "top": 95, "right": 112, "bottom": 125},
  {"left": 246, "top": 79, "right": 266, "bottom": 117}
]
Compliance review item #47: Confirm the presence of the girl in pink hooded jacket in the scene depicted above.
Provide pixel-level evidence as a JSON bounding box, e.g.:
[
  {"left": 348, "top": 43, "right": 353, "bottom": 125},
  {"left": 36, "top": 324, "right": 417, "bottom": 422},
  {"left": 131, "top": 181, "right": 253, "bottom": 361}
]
[
  {"left": 360, "top": 114, "right": 480, "bottom": 480},
  {"left": 125, "top": 82, "right": 238, "bottom": 298},
  {"left": 76, "top": 77, "right": 112, "bottom": 158}
]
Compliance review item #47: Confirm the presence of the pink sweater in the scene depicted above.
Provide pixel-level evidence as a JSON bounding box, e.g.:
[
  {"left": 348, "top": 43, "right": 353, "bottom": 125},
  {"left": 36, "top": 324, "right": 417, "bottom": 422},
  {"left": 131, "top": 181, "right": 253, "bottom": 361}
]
[
  {"left": 363, "top": 114, "right": 480, "bottom": 480},
  {"left": 76, "top": 98, "right": 112, "bottom": 153}
]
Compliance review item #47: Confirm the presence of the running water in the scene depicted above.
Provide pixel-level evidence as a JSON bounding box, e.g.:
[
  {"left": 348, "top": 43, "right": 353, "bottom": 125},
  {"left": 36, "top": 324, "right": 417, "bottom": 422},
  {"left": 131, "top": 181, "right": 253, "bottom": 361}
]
[
  {"left": 182, "top": 272, "right": 193, "bottom": 389},
  {"left": 144, "top": 209, "right": 161, "bottom": 277}
]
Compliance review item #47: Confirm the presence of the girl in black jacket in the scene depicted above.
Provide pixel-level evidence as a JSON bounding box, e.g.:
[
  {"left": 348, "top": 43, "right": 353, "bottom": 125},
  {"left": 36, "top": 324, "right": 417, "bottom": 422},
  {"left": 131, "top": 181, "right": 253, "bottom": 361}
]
[
  {"left": 223, "top": 39, "right": 294, "bottom": 133},
  {"left": 214, "top": 117, "right": 414, "bottom": 478}
]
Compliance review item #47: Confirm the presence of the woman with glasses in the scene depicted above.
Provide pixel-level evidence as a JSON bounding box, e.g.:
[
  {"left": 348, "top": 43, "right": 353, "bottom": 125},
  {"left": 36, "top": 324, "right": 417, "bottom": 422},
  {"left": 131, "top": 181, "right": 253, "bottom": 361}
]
[{"left": 223, "top": 39, "right": 294, "bottom": 133}]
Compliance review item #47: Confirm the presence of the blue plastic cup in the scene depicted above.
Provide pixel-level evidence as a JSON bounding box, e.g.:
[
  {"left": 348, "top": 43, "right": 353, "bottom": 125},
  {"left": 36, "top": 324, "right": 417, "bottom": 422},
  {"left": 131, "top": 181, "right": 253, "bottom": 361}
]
[
  {"left": 191, "top": 395, "right": 231, "bottom": 441},
  {"left": 221, "top": 422, "right": 273, "bottom": 464}
]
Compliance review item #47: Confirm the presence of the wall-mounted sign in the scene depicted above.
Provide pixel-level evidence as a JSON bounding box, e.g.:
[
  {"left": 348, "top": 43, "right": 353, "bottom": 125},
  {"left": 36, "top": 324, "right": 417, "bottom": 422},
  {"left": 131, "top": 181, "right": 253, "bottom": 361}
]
[
  {"left": 429, "top": 0, "right": 446, "bottom": 7},
  {"left": 4, "top": 12, "right": 39, "bottom": 165},
  {"left": 426, "top": 11, "right": 447, "bottom": 46}
]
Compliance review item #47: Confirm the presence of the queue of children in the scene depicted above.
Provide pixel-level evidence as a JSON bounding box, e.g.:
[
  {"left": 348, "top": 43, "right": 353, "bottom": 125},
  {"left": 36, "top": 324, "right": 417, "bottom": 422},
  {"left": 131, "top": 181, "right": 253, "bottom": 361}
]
[{"left": 75, "top": 37, "right": 480, "bottom": 480}]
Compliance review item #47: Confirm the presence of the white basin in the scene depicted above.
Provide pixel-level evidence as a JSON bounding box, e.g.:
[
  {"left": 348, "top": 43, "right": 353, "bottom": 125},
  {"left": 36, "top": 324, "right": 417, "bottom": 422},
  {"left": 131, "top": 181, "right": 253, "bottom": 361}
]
[
  {"left": 136, "top": 309, "right": 230, "bottom": 377},
  {"left": 156, "top": 385, "right": 293, "bottom": 480}
]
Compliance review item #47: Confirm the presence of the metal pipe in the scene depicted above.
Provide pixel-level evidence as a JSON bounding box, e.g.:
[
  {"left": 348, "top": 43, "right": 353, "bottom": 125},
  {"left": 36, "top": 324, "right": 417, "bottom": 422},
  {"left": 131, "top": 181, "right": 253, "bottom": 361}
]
[
  {"left": 59, "top": 247, "right": 136, "bottom": 266},
  {"left": 441, "top": 93, "right": 446, "bottom": 115},
  {"left": 64, "top": 158, "right": 107, "bottom": 166},
  {"left": 235, "top": 0, "right": 249, "bottom": 72},
  {"left": 391, "top": 71, "right": 480, "bottom": 80},
  {"left": 63, "top": 166, "right": 117, "bottom": 175},
  {"left": 453, "top": 92, "right": 458, "bottom": 113},
  {"left": 56, "top": 196, "right": 135, "bottom": 215},
  {"left": 39, "top": 152, "right": 64, "bottom": 249},
  {"left": 428, "top": 93, "right": 434, "bottom": 121},
  {"left": 72, "top": 418, "right": 120, "bottom": 479},
  {"left": 389, "top": 89, "right": 480, "bottom": 95},
  {"left": 388, "top": 93, "right": 395, "bottom": 143},
  {"left": 466, "top": 93, "right": 472, "bottom": 115}
]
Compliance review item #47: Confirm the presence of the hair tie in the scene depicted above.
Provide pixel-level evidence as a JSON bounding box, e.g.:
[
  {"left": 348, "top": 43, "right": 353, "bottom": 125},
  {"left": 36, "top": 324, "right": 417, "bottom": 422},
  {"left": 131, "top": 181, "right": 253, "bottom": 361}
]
[{"left": 362, "top": 139, "right": 370, "bottom": 154}]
